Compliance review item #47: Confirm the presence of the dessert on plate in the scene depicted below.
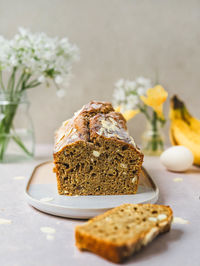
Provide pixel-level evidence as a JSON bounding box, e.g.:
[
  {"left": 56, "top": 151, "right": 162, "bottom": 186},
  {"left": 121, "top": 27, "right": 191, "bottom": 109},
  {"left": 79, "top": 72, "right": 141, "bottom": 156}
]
[{"left": 53, "top": 101, "right": 143, "bottom": 196}]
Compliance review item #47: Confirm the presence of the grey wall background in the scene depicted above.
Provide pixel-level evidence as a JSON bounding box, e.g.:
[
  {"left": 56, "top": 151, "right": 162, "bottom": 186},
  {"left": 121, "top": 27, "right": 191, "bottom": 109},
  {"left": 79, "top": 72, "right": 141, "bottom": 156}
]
[{"left": 0, "top": 0, "right": 200, "bottom": 145}]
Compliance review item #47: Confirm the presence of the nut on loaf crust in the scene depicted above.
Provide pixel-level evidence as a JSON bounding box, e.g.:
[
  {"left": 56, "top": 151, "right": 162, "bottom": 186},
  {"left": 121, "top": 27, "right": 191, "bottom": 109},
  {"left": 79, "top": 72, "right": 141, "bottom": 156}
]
[
  {"left": 53, "top": 101, "right": 143, "bottom": 196},
  {"left": 75, "top": 204, "right": 173, "bottom": 263}
]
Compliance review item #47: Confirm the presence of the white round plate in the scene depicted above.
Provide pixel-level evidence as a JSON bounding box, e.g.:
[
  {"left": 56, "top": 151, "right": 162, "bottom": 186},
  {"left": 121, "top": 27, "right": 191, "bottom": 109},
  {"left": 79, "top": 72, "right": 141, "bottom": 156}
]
[{"left": 25, "top": 161, "right": 159, "bottom": 219}]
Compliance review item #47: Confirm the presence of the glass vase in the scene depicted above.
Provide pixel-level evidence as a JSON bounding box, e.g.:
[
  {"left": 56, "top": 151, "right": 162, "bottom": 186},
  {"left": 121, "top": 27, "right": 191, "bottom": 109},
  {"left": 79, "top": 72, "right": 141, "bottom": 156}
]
[
  {"left": 0, "top": 91, "right": 35, "bottom": 163},
  {"left": 141, "top": 120, "right": 165, "bottom": 156}
]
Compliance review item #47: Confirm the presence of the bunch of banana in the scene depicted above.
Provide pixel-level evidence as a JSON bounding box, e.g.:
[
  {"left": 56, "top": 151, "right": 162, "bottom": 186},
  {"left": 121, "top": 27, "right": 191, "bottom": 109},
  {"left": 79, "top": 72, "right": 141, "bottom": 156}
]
[{"left": 169, "top": 95, "right": 200, "bottom": 166}]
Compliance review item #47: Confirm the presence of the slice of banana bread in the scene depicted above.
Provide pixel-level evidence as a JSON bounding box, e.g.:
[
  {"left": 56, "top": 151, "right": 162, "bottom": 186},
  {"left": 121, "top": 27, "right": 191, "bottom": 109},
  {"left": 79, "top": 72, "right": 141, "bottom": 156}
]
[
  {"left": 75, "top": 204, "right": 173, "bottom": 263},
  {"left": 53, "top": 101, "right": 143, "bottom": 196}
]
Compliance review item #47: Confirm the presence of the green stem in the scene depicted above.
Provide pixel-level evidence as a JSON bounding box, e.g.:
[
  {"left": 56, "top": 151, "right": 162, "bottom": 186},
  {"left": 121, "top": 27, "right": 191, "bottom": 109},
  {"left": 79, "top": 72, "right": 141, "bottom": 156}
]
[
  {"left": 0, "top": 71, "right": 5, "bottom": 92},
  {"left": 21, "top": 73, "right": 31, "bottom": 90},
  {"left": 0, "top": 135, "right": 9, "bottom": 160},
  {"left": 0, "top": 102, "right": 18, "bottom": 158},
  {"left": 24, "top": 80, "right": 41, "bottom": 89},
  {"left": 0, "top": 69, "right": 39, "bottom": 161},
  {"left": 151, "top": 111, "right": 158, "bottom": 151},
  {"left": 15, "top": 71, "right": 26, "bottom": 92},
  {"left": 139, "top": 104, "right": 151, "bottom": 121},
  {"left": 12, "top": 134, "right": 33, "bottom": 157},
  {"left": 0, "top": 99, "right": 32, "bottom": 161},
  {"left": 7, "top": 67, "right": 17, "bottom": 96}
]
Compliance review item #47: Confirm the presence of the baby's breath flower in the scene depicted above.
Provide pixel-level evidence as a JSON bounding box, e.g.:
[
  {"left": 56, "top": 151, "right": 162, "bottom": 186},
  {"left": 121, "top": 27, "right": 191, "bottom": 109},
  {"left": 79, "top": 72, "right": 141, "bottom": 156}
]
[
  {"left": 137, "top": 86, "right": 146, "bottom": 96},
  {"left": 0, "top": 27, "right": 79, "bottom": 94},
  {"left": 115, "top": 79, "right": 124, "bottom": 88},
  {"left": 38, "top": 75, "right": 46, "bottom": 83},
  {"left": 113, "top": 77, "right": 152, "bottom": 111},
  {"left": 136, "top": 77, "right": 151, "bottom": 87},
  {"left": 55, "top": 75, "right": 63, "bottom": 85},
  {"left": 113, "top": 87, "right": 126, "bottom": 102}
]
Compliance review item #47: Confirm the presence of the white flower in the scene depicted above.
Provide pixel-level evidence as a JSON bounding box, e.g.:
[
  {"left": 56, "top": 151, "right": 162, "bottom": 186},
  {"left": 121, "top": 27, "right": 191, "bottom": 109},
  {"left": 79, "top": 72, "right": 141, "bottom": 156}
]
[
  {"left": 112, "top": 76, "right": 152, "bottom": 110},
  {"left": 115, "top": 79, "right": 124, "bottom": 88},
  {"left": 56, "top": 88, "right": 65, "bottom": 98},
  {"left": 126, "top": 94, "right": 139, "bottom": 109},
  {"left": 136, "top": 76, "right": 151, "bottom": 87},
  {"left": 0, "top": 27, "right": 79, "bottom": 93},
  {"left": 125, "top": 80, "right": 136, "bottom": 90},
  {"left": 38, "top": 75, "right": 46, "bottom": 83},
  {"left": 55, "top": 75, "right": 63, "bottom": 84},
  {"left": 18, "top": 27, "right": 29, "bottom": 36},
  {"left": 137, "top": 86, "right": 146, "bottom": 96},
  {"left": 9, "top": 55, "right": 17, "bottom": 66},
  {"left": 113, "top": 87, "right": 126, "bottom": 102}
]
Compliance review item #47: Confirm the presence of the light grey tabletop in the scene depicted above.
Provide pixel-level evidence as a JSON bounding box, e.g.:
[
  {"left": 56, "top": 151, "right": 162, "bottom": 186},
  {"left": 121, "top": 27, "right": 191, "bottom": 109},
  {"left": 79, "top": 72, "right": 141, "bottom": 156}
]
[{"left": 0, "top": 144, "right": 200, "bottom": 266}]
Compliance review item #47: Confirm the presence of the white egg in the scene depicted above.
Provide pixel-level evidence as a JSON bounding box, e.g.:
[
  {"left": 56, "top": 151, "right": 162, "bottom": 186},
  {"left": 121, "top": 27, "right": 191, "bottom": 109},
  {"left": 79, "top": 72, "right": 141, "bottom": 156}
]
[{"left": 160, "top": 146, "right": 194, "bottom": 172}]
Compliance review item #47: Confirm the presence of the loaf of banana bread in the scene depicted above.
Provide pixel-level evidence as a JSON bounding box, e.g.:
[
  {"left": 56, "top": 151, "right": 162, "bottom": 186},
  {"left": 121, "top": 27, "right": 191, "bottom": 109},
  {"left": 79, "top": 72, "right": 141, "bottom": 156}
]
[{"left": 53, "top": 101, "right": 143, "bottom": 196}]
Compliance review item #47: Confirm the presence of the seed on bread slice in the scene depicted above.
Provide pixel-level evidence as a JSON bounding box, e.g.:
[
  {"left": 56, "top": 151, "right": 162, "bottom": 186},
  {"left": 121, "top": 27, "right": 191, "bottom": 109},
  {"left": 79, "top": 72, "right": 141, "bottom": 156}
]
[{"left": 75, "top": 203, "right": 173, "bottom": 263}]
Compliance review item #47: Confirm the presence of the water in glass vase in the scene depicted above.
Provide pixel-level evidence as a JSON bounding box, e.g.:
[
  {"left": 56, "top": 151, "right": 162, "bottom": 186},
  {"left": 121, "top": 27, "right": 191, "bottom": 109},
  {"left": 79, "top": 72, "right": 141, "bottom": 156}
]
[
  {"left": 142, "top": 120, "right": 165, "bottom": 156},
  {"left": 0, "top": 92, "right": 35, "bottom": 163}
]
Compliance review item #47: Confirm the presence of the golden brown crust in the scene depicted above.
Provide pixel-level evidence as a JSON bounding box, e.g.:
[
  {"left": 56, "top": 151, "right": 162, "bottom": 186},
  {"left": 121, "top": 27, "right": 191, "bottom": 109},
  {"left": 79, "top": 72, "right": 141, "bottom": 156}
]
[
  {"left": 54, "top": 101, "right": 134, "bottom": 154},
  {"left": 76, "top": 230, "right": 123, "bottom": 263},
  {"left": 75, "top": 204, "right": 173, "bottom": 263},
  {"left": 75, "top": 223, "right": 171, "bottom": 263}
]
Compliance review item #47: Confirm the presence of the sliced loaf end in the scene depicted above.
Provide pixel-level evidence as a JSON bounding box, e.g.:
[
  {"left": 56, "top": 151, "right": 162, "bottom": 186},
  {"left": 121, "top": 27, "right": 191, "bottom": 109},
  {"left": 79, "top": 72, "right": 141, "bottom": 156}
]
[{"left": 75, "top": 203, "right": 173, "bottom": 263}]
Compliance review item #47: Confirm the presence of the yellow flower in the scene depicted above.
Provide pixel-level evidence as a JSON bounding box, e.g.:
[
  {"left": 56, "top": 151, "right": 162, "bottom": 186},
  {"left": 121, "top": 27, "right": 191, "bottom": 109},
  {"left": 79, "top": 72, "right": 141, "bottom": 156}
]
[
  {"left": 115, "top": 106, "right": 139, "bottom": 121},
  {"left": 114, "top": 106, "right": 121, "bottom": 112},
  {"left": 140, "top": 85, "right": 168, "bottom": 118}
]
